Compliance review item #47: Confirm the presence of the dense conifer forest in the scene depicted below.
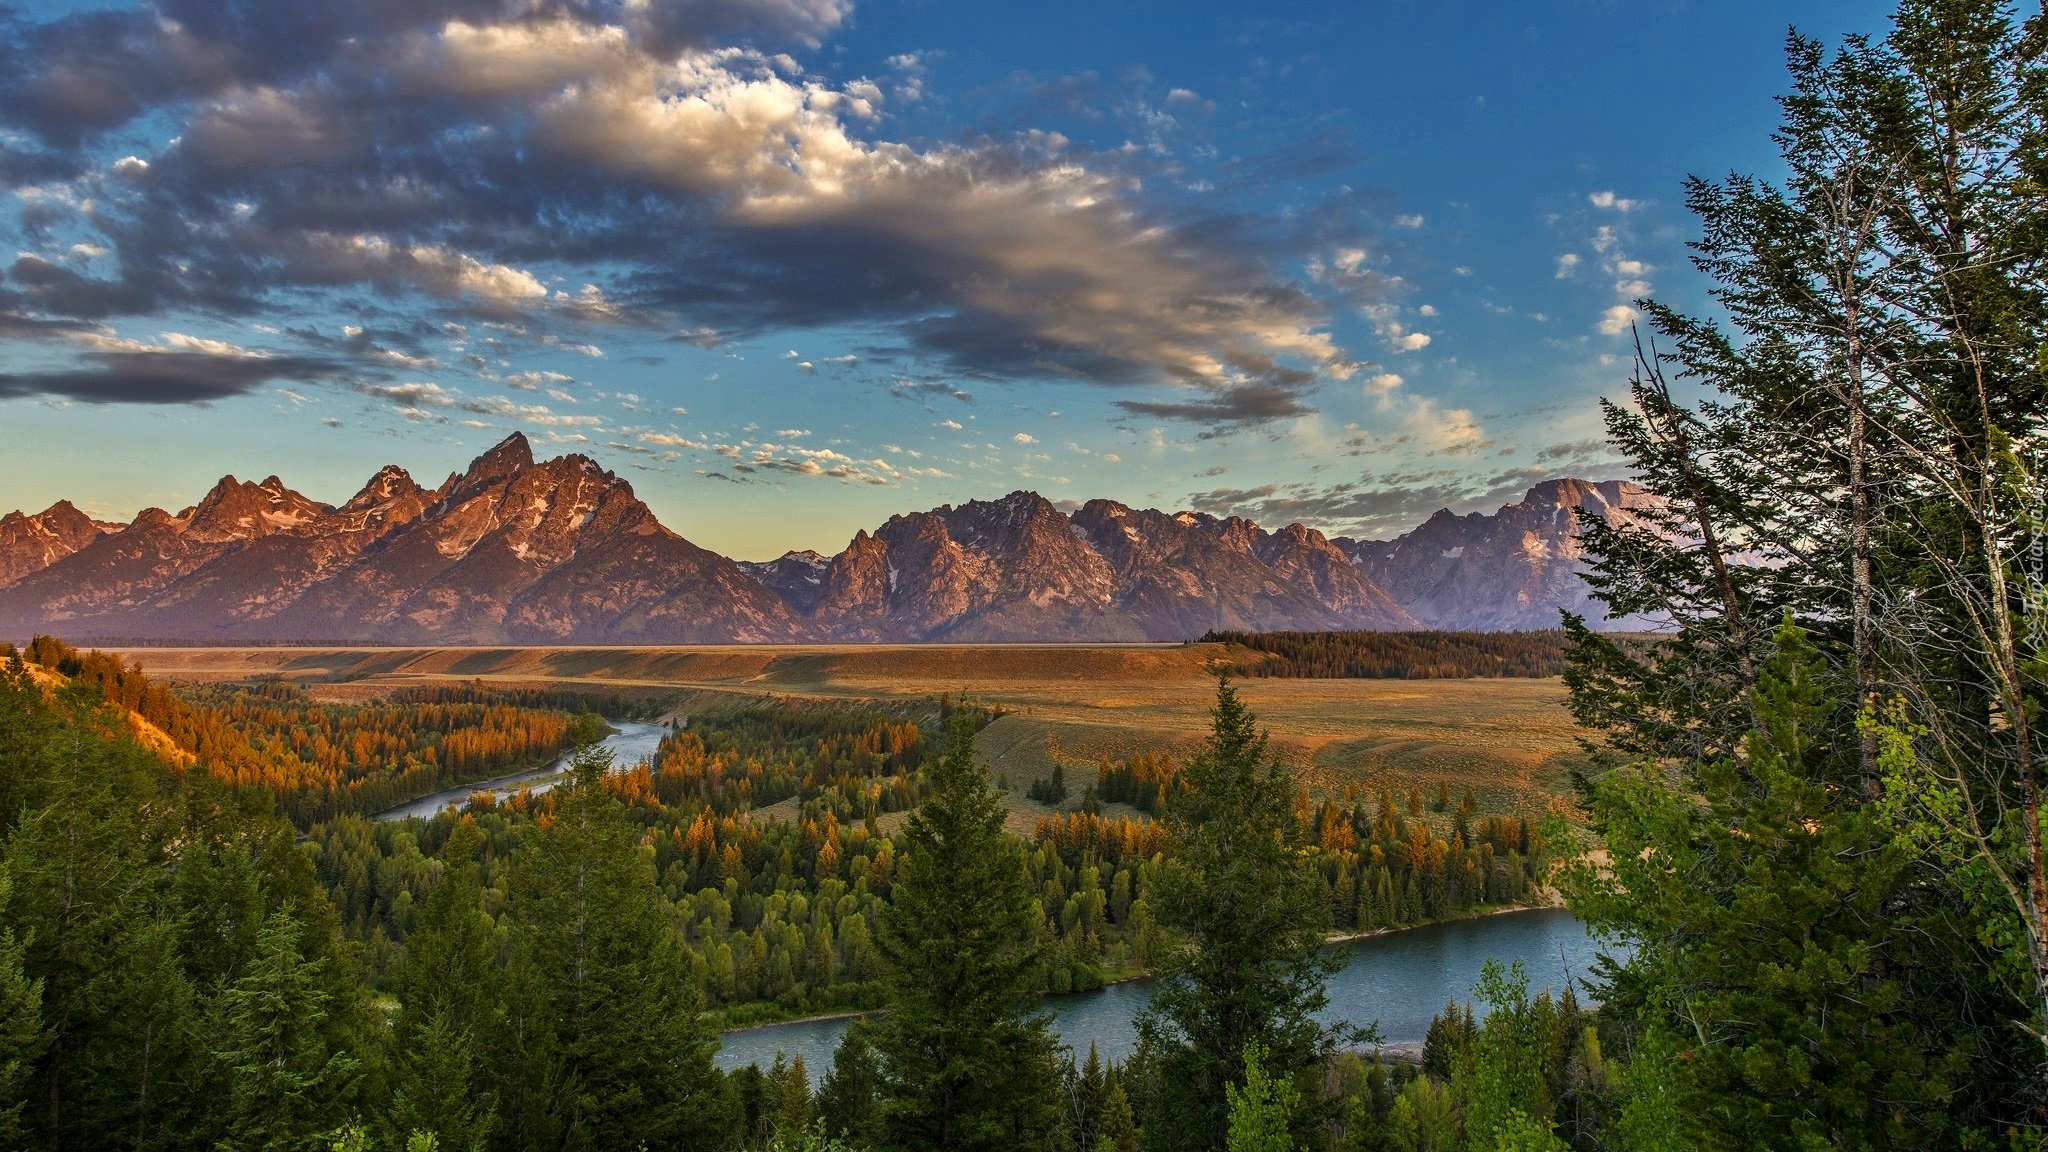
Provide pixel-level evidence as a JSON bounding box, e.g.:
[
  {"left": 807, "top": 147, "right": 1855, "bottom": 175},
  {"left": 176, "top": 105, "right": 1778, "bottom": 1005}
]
[{"left": 1202, "top": 630, "right": 1570, "bottom": 679}]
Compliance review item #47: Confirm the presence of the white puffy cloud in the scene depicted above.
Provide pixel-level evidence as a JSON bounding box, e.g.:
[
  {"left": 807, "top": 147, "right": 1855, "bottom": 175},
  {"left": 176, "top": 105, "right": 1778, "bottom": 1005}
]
[{"left": 1598, "top": 304, "right": 1640, "bottom": 335}]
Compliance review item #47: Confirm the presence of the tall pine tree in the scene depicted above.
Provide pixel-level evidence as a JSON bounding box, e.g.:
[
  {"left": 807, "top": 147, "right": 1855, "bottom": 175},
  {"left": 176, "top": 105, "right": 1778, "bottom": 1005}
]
[
  {"left": 1136, "top": 675, "right": 1341, "bottom": 1151},
  {"left": 872, "top": 709, "right": 1060, "bottom": 1152},
  {"left": 509, "top": 744, "right": 729, "bottom": 1151}
]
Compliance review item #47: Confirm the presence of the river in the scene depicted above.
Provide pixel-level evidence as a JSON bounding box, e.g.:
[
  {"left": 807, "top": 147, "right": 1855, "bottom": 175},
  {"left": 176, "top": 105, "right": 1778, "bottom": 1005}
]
[
  {"left": 373, "top": 720, "right": 672, "bottom": 822},
  {"left": 714, "top": 905, "right": 1610, "bottom": 1071}
]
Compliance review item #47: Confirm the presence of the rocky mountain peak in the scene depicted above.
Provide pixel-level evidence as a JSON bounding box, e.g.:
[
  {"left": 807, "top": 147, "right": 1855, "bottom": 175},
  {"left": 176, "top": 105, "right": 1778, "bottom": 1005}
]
[
  {"left": 0, "top": 499, "right": 113, "bottom": 585},
  {"left": 182, "top": 475, "right": 328, "bottom": 544},
  {"left": 0, "top": 430, "right": 1646, "bottom": 642},
  {"left": 344, "top": 465, "right": 423, "bottom": 511},
  {"left": 447, "top": 432, "right": 535, "bottom": 501}
]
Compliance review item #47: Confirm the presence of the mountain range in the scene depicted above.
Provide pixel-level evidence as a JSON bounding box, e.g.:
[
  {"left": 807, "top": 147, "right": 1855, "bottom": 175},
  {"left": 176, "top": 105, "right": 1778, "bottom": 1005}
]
[{"left": 0, "top": 433, "right": 1651, "bottom": 644}]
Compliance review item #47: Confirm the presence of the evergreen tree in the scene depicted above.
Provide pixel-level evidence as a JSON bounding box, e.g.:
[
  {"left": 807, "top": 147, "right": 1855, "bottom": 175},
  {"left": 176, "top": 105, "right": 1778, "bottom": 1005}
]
[
  {"left": 817, "top": 1018, "right": 883, "bottom": 1145},
  {"left": 0, "top": 875, "right": 44, "bottom": 1149},
  {"left": 1223, "top": 1044, "right": 1297, "bottom": 1152},
  {"left": 1419, "top": 1001, "right": 1471, "bottom": 1082},
  {"left": 1093, "top": 1079, "right": 1140, "bottom": 1152},
  {"left": 770, "top": 1053, "right": 816, "bottom": 1141},
  {"left": 389, "top": 820, "right": 498, "bottom": 1152},
  {"left": 1137, "top": 675, "right": 1342, "bottom": 1150},
  {"left": 872, "top": 710, "right": 1060, "bottom": 1151},
  {"left": 1567, "top": 618, "right": 1957, "bottom": 1148},
  {"left": 1382, "top": 1077, "right": 1456, "bottom": 1152},
  {"left": 511, "top": 744, "right": 728, "bottom": 1151},
  {"left": 1557, "top": 0, "right": 2048, "bottom": 1135},
  {"left": 213, "top": 905, "right": 360, "bottom": 1152},
  {"left": 1, "top": 716, "right": 177, "bottom": 1147},
  {"left": 387, "top": 1010, "right": 492, "bottom": 1152}
]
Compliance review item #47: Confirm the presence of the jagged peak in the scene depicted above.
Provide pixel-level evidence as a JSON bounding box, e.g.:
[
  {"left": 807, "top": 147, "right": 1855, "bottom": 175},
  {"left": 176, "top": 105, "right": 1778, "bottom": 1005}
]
[
  {"left": 343, "top": 464, "right": 422, "bottom": 510},
  {"left": 449, "top": 432, "right": 535, "bottom": 497}
]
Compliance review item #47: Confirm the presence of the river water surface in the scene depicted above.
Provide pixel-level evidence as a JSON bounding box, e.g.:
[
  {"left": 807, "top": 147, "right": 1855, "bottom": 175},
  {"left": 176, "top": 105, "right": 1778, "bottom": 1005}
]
[
  {"left": 715, "top": 906, "right": 1610, "bottom": 1071},
  {"left": 374, "top": 720, "right": 672, "bottom": 822}
]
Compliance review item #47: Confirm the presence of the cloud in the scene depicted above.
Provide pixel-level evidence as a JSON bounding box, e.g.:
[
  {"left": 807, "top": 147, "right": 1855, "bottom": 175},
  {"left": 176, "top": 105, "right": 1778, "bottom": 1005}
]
[
  {"left": 1114, "top": 381, "right": 1314, "bottom": 427},
  {"left": 0, "top": 1, "right": 1370, "bottom": 414},
  {"left": 1554, "top": 253, "right": 1580, "bottom": 278},
  {"left": 1589, "top": 191, "right": 1641, "bottom": 212},
  {"left": 1402, "top": 397, "right": 1486, "bottom": 454},
  {"left": 0, "top": 348, "right": 343, "bottom": 404},
  {"left": 355, "top": 381, "right": 453, "bottom": 408},
  {"left": 1364, "top": 372, "right": 1403, "bottom": 394},
  {"left": 1597, "top": 304, "right": 1640, "bottom": 336},
  {"left": 1012, "top": 432, "right": 1036, "bottom": 443}
]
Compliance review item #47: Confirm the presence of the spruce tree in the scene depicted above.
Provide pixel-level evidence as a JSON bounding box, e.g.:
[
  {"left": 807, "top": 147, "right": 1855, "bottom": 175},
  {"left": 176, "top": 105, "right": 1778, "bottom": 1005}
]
[
  {"left": 1136, "top": 675, "right": 1341, "bottom": 1151},
  {"left": 213, "top": 905, "right": 360, "bottom": 1152},
  {"left": 389, "top": 820, "right": 498, "bottom": 1152},
  {"left": 871, "top": 710, "right": 1059, "bottom": 1151},
  {"left": 1093, "top": 1079, "right": 1140, "bottom": 1152},
  {"left": 817, "top": 1017, "right": 883, "bottom": 1145},
  {"left": 1558, "top": 0, "right": 2048, "bottom": 1133},
  {"left": 0, "top": 875, "right": 44, "bottom": 1150},
  {"left": 1567, "top": 618, "right": 1955, "bottom": 1148},
  {"left": 511, "top": 744, "right": 728, "bottom": 1151}
]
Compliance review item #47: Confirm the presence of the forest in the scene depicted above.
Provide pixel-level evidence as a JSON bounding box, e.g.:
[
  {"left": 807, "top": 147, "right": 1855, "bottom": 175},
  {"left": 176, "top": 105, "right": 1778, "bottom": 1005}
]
[
  {"left": 12, "top": 636, "right": 662, "bottom": 824},
  {"left": 1203, "top": 630, "right": 1569, "bottom": 680},
  {"left": 0, "top": 1, "right": 2045, "bottom": 1149}
]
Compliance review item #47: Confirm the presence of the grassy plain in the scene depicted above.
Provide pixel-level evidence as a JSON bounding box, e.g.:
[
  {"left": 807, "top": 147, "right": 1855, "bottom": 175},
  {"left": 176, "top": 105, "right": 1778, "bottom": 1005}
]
[{"left": 112, "top": 643, "right": 1588, "bottom": 826}]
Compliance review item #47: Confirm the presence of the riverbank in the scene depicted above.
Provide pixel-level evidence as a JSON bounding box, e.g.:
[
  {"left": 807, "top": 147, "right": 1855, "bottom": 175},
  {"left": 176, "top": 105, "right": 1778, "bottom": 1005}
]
[
  {"left": 711, "top": 899, "right": 1570, "bottom": 1039},
  {"left": 371, "top": 719, "right": 669, "bottom": 822},
  {"left": 713, "top": 906, "right": 1607, "bottom": 1071}
]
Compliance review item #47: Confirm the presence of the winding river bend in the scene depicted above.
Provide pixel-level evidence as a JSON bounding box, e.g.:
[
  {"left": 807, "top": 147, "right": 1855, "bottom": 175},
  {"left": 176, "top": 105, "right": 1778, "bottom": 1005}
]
[
  {"left": 374, "top": 720, "right": 672, "bottom": 822},
  {"left": 368, "top": 730, "right": 1611, "bottom": 1074},
  {"left": 715, "top": 906, "right": 1609, "bottom": 1071}
]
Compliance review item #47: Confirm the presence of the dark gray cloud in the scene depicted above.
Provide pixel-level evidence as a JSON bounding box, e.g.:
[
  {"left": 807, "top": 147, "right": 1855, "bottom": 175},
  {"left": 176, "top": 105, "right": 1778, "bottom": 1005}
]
[
  {"left": 1115, "top": 382, "right": 1315, "bottom": 426},
  {"left": 0, "top": 349, "right": 346, "bottom": 404}
]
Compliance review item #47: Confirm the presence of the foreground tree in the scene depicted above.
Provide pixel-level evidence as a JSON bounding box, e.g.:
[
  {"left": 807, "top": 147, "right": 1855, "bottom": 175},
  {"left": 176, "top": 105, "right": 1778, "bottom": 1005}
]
[
  {"left": 1137, "top": 675, "right": 1341, "bottom": 1151},
  {"left": 509, "top": 745, "right": 728, "bottom": 1151},
  {"left": 213, "top": 905, "right": 361, "bottom": 1152},
  {"left": 1570, "top": 620, "right": 1955, "bottom": 1149},
  {"left": 387, "top": 819, "right": 499, "bottom": 1152},
  {"left": 872, "top": 710, "right": 1060, "bottom": 1151},
  {"left": 0, "top": 875, "right": 43, "bottom": 1149},
  {"left": 1563, "top": 0, "right": 2048, "bottom": 1136}
]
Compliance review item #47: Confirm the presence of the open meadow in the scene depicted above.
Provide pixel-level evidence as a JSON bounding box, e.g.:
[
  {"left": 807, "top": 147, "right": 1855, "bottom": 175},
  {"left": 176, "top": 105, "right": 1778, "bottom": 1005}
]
[{"left": 113, "top": 642, "right": 1588, "bottom": 828}]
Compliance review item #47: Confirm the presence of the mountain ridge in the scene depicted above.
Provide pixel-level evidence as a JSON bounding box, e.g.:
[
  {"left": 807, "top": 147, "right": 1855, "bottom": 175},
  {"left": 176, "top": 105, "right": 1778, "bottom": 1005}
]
[{"left": 0, "top": 433, "right": 1648, "bottom": 643}]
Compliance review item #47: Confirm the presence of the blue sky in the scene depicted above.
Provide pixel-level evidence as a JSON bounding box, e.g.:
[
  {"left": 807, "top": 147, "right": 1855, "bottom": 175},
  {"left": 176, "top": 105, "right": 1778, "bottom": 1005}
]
[{"left": 0, "top": 0, "right": 1890, "bottom": 557}]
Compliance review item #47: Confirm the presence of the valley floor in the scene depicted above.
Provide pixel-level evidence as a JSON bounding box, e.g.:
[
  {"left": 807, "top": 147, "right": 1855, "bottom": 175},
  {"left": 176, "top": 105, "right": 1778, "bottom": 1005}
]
[{"left": 114, "top": 641, "right": 1586, "bottom": 819}]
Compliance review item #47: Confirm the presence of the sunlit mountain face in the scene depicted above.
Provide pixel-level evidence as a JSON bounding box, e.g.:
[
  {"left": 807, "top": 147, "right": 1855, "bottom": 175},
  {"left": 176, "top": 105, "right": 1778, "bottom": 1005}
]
[{"left": 0, "top": 432, "right": 1651, "bottom": 642}]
